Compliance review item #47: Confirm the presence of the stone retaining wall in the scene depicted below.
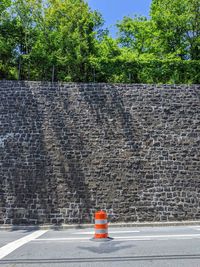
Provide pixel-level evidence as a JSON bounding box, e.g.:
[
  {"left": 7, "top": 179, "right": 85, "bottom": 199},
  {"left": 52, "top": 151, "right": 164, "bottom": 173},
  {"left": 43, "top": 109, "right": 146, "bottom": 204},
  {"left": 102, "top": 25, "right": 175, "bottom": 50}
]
[{"left": 0, "top": 81, "right": 200, "bottom": 224}]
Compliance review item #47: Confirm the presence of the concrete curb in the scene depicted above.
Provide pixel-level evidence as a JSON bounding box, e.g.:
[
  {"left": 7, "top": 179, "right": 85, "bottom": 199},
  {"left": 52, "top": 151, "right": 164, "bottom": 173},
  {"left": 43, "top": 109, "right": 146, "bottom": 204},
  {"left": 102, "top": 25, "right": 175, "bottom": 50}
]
[{"left": 0, "top": 220, "right": 200, "bottom": 231}]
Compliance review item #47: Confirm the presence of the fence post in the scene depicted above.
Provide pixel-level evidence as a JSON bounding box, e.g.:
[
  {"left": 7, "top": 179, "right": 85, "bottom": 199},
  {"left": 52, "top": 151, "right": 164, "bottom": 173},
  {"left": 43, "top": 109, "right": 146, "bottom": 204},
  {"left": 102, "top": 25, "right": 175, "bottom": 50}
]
[
  {"left": 129, "top": 72, "right": 131, "bottom": 82},
  {"left": 93, "top": 68, "right": 96, "bottom": 83},
  {"left": 18, "top": 57, "right": 21, "bottom": 80},
  {"left": 52, "top": 65, "right": 55, "bottom": 83},
  {"left": 28, "top": 61, "right": 30, "bottom": 81}
]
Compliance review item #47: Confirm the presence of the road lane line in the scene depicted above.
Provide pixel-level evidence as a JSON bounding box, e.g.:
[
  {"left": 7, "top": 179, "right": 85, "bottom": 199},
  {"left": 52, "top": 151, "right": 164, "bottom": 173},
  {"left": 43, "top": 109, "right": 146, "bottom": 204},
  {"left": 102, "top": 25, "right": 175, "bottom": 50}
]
[
  {"left": 114, "top": 234, "right": 200, "bottom": 240},
  {"left": 188, "top": 226, "right": 200, "bottom": 229},
  {"left": 34, "top": 233, "right": 200, "bottom": 242},
  {"left": 34, "top": 237, "right": 90, "bottom": 241},
  {"left": 73, "top": 230, "right": 140, "bottom": 234},
  {"left": 0, "top": 230, "right": 48, "bottom": 260}
]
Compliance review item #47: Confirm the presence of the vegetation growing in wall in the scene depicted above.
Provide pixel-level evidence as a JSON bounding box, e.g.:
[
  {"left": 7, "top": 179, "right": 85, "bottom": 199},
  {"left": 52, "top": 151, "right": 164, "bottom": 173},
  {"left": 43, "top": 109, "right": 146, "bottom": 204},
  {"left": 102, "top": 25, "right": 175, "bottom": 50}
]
[{"left": 0, "top": 0, "right": 199, "bottom": 83}]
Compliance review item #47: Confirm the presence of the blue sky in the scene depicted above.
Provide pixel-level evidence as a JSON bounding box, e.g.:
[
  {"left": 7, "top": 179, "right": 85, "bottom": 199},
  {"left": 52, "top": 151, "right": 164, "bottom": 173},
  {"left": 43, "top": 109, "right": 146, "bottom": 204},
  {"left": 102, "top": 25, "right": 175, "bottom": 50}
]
[{"left": 86, "top": 0, "right": 152, "bottom": 37}]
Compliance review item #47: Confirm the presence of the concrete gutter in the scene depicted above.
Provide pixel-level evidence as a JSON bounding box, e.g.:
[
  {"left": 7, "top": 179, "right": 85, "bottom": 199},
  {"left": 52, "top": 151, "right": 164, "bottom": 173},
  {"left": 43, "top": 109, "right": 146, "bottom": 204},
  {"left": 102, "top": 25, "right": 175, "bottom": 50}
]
[{"left": 0, "top": 220, "right": 200, "bottom": 231}]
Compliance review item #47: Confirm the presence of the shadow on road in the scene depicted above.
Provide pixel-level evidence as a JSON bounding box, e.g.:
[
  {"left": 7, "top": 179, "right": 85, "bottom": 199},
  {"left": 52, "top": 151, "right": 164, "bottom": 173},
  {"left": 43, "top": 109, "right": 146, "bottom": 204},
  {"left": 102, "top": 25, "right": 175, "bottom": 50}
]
[{"left": 78, "top": 241, "right": 135, "bottom": 254}]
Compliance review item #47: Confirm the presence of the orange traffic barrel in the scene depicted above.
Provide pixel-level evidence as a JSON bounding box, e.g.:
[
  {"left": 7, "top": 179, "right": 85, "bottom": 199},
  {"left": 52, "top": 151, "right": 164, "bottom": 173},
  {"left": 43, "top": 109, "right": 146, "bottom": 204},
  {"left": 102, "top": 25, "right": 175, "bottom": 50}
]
[{"left": 91, "top": 210, "right": 113, "bottom": 241}]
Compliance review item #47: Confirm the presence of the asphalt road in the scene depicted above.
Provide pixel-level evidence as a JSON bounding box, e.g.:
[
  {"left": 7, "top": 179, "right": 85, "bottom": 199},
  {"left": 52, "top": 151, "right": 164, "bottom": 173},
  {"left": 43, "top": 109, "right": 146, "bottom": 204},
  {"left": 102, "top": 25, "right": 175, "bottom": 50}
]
[{"left": 0, "top": 225, "right": 200, "bottom": 267}]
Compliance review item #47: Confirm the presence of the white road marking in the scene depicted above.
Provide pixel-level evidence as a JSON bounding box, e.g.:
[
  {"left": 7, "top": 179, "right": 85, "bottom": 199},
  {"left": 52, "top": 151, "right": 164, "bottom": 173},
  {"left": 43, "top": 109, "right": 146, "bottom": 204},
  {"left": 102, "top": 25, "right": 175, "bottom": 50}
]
[
  {"left": 0, "top": 230, "right": 48, "bottom": 260},
  {"left": 188, "top": 226, "right": 200, "bottom": 229},
  {"left": 73, "top": 230, "right": 140, "bottom": 234},
  {"left": 114, "top": 234, "right": 200, "bottom": 241},
  {"left": 35, "top": 237, "right": 90, "bottom": 241},
  {"left": 34, "top": 233, "right": 200, "bottom": 242}
]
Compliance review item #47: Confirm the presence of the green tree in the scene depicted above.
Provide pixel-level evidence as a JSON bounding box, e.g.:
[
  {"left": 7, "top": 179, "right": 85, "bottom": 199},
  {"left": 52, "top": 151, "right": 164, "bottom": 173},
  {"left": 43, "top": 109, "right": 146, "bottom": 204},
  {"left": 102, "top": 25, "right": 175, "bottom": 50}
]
[
  {"left": 0, "top": 0, "right": 18, "bottom": 78},
  {"left": 0, "top": 0, "right": 11, "bottom": 13},
  {"left": 10, "top": 0, "right": 45, "bottom": 79},
  {"left": 150, "top": 0, "right": 200, "bottom": 59},
  {"left": 0, "top": 0, "right": 199, "bottom": 83},
  {"left": 90, "top": 35, "right": 121, "bottom": 82},
  {"left": 31, "top": 0, "right": 103, "bottom": 81},
  {"left": 116, "top": 16, "right": 156, "bottom": 58}
]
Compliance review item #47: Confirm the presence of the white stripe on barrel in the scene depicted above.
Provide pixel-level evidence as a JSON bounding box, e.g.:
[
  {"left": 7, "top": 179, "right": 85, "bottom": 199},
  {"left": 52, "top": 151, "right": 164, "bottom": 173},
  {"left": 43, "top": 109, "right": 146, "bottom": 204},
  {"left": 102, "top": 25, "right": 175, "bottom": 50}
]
[{"left": 95, "top": 219, "right": 107, "bottom": 224}]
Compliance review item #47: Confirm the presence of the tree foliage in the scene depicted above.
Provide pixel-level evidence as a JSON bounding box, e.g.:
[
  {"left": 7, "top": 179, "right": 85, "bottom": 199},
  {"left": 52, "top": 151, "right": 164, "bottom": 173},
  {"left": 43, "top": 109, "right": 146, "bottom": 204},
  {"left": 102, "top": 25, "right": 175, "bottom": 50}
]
[
  {"left": 117, "top": 16, "right": 156, "bottom": 57},
  {"left": 0, "top": 0, "right": 199, "bottom": 83},
  {"left": 117, "top": 0, "right": 200, "bottom": 61},
  {"left": 150, "top": 0, "right": 200, "bottom": 60}
]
